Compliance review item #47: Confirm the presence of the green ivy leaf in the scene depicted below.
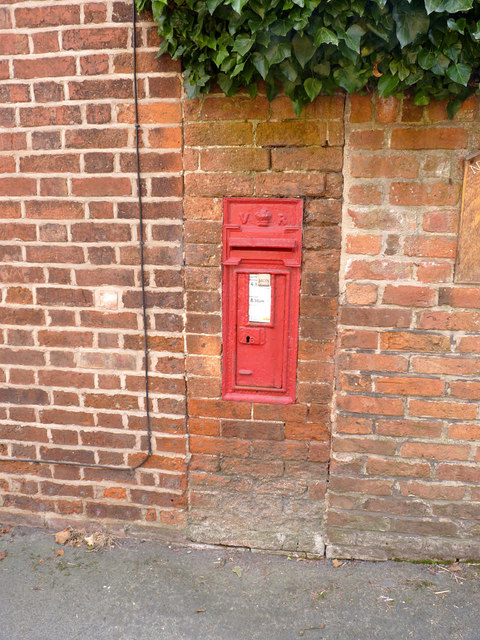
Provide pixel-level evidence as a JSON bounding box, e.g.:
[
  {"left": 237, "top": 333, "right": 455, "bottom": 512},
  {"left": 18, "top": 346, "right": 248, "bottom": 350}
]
[
  {"left": 247, "top": 82, "right": 258, "bottom": 98},
  {"left": 313, "top": 61, "right": 330, "bottom": 76},
  {"left": 249, "top": 0, "right": 265, "bottom": 18},
  {"left": 334, "top": 65, "right": 364, "bottom": 93},
  {"left": 184, "top": 79, "right": 202, "bottom": 99},
  {"left": 378, "top": 73, "right": 400, "bottom": 96},
  {"left": 418, "top": 49, "right": 436, "bottom": 69},
  {"left": 431, "top": 52, "right": 451, "bottom": 75},
  {"left": 230, "top": 0, "right": 249, "bottom": 14},
  {"left": 217, "top": 73, "right": 233, "bottom": 94},
  {"left": 338, "top": 39, "right": 359, "bottom": 63},
  {"left": 404, "top": 68, "right": 424, "bottom": 85},
  {"left": 265, "top": 78, "right": 280, "bottom": 101},
  {"left": 447, "top": 18, "right": 466, "bottom": 35},
  {"left": 304, "top": 77, "right": 322, "bottom": 100},
  {"left": 292, "top": 33, "right": 316, "bottom": 67},
  {"left": 232, "top": 36, "right": 255, "bottom": 56},
  {"left": 393, "top": 3, "right": 430, "bottom": 48},
  {"left": 265, "top": 41, "right": 291, "bottom": 65},
  {"left": 426, "top": 0, "right": 472, "bottom": 11},
  {"left": 231, "top": 61, "right": 245, "bottom": 77},
  {"left": 445, "top": 43, "right": 461, "bottom": 62},
  {"left": 413, "top": 90, "right": 431, "bottom": 105},
  {"left": 424, "top": 0, "right": 445, "bottom": 13},
  {"left": 152, "top": 0, "right": 168, "bottom": 23},
  {"left": 291, "top": 95, "right": 307, "bottom": 117},
  {"left": 313, "top": 26, "right": 339, "bottom": 46},
  {"left": 206, "top": 0, "right": 223, "bottom": 14},
  {"left": 214, "top": 47, "right": 229, "bottom": 67},
  {"left": 443, "top": 0, "right": 473, "bottom": 11},
  {"left": 344, "top": 24, "right": 366, "bottom": 54},
  {"left": 446, "top": 62, "right": 471, "bottom": 85},
  {"left": 154, "top": 38, "right": 170, "bottom": 58},
  {"left": 251, "top": 52, "right": 269, "bottom": 79},
  {"left": 447, "top": 98, "right": 462, "bottom": 118},
  {"left": 472, "top": 20, "right": 480, "bottom": 40},
  {"left": 279, "top": 58, "right": 298, "bottom": 81}
]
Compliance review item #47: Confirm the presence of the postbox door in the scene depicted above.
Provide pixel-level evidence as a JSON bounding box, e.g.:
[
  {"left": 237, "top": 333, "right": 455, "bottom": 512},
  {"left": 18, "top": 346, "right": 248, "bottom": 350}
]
[{"left": 235, "top": 271, "right": 288, "bottom": 390}]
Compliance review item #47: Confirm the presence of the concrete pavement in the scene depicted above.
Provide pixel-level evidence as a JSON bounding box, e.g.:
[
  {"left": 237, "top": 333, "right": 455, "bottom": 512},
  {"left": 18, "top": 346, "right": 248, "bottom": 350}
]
[{"left": 1, "top": 525, "right": 479, "bottom": 639}]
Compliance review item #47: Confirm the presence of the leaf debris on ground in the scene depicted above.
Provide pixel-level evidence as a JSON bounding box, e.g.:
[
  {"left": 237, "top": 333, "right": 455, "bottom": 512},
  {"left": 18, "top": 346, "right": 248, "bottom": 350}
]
[
  {"left": 54, "top": 528, "right": 117, "bottom": 551},
  {"left": 54, "top": 528, "right": 72, "bottom": 545},
  {"left": 0, "top": 551, "right": 7, "bottom": 561}
]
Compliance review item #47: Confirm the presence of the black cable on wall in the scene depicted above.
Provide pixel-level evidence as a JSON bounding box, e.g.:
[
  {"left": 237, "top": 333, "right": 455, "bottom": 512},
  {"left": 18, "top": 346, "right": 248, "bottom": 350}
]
[{"left": 0, "top": 0, "right": 152, "bottom": 472}]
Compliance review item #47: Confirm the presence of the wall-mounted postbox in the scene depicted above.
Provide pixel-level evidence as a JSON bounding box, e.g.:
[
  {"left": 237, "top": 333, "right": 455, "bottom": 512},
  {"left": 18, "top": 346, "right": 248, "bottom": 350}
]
[{"left": 222, "top": 198, "right": 303, "bottom": 404}]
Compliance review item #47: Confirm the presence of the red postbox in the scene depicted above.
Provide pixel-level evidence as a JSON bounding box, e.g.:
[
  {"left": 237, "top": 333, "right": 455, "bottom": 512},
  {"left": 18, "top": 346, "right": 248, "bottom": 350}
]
[{"left": 222, "top": 198, "right": 303, "bottom": 404}]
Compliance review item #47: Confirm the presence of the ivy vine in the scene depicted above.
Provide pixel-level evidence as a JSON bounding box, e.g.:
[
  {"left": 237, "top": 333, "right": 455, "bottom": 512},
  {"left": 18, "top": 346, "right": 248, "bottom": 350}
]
[{"left": 136, "top": 0, "right": 480, "bottom": 117}]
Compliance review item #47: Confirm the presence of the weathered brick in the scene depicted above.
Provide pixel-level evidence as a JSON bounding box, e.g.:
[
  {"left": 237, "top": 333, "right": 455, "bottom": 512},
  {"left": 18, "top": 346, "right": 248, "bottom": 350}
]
[
  {"left": 345, "top": 284, "right": 377, "bottom": 307},
  {"left": 256, "top": 121, "right": 326, "bottom": 146},
  {"left": 391, "top": 127, "right": 468, "bottom": 150},
  {"left": 0, "top": 388, "right": 48, "bottom": 406},
  {"left": 345, "top": 234, "right": 381, "bottom": 255},
  {"left": 0, "top": 34, "right": 29, "bottom": 56},
  {"left": 409, "top": 399, "right": 477, "bottom": 420},
  {"left": 380, "top": 332, "right": 450, "bottom": 353},
  {"left": 71, "top": 177, "right": 131, "bottom": 196},
  {"left": 400, "top": 442, "right": 470, "bottom": 461},
  {"left": 349, "top": 129, "right": 384, "bottom": 150},
  {"left": 340, "top": 307, "right": 411, "bottom": 328},
  {"left": 390, "top": 182, "right": 460, "bottom": 207},
  {"left": 382, "top": 285, "right": 436, "bottom": 307},
  {"left": 15, "top": 5, "right": 80, "bottom": 28},
  {"left": 20, "top": 105, "right": 81, "bottom": 127},
  {"left": 346, "top": 259, "right": 413, "bottom": 280},
  {"left": 350, "top": 154, "right": 419, "bottom": 178},
  {"left": 185, "top": 122, "right": 253, "bottom": 147},
  {"left": 65, "top": 128, "right": 129, "bottom": 149},
  {"left": 366, "top": 459, "right": 431, "bottom": 478},
  {"left": 338, "top": 394, "right": 404, "bottom": 416},
  {"left": 375, "top": 376, "right": 444, "bottom": 397},
  {"left": 70, "top": 79, "right": 133, "bottom": 100},
  {"left": 271, "top": 147, "right": 342, "bottom": 172},
  {"left": 404, "top": 235, "right": 457, "bottom": 258},
  {"left": 62, "top": 27, "right": 128, "bottom": 50},
  {"left": 376, "top": 96, "right": 399, "bottom": 123},
  {"left": 411, "top": 356, "right": 480, "bottom": 376},
  {"left": 31, "top": 31, "right": 59, "bottom": 54},
  {"left": 15, "top": 57, "right": 75, "bottom": 79}
]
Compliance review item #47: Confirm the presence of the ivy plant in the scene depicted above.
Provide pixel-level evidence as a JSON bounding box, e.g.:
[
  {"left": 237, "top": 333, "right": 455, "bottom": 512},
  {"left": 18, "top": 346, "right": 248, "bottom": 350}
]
[{"left": 136, "top": 0, "right": 480, "bottom": 117}]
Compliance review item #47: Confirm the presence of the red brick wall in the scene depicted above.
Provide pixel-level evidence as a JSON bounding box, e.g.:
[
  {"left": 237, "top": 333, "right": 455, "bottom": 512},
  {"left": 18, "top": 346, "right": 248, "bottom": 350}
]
[
  {"left": 0, "top": 0, "right": 187, "bottom": 534},
  {"left": 329, "top": 94, "right": 480, "bottom": 561},
  {"left": 183, "top": 93, "right": 343, "bottom": 553},
  {"left": 2, "top": 2, "right": 480, "bottom": 561}
]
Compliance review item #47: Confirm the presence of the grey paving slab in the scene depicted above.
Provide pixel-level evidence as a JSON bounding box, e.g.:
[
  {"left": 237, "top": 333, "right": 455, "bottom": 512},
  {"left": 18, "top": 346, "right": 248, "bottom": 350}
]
[{"left": 0, "top": 525, "right": 479, "bottom": 640}]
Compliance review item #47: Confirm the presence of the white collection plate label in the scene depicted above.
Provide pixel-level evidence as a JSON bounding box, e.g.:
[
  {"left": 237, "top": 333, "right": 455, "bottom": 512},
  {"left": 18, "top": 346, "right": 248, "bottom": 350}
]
[{"left": 249, "top": 273, "right": 271, "bottom": 323}]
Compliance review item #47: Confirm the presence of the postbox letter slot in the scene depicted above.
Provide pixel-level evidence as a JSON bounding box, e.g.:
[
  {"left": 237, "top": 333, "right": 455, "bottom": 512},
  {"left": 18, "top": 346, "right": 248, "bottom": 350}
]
[{"left": 228, "top": 238, "right": 296, "bottom": 250}]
